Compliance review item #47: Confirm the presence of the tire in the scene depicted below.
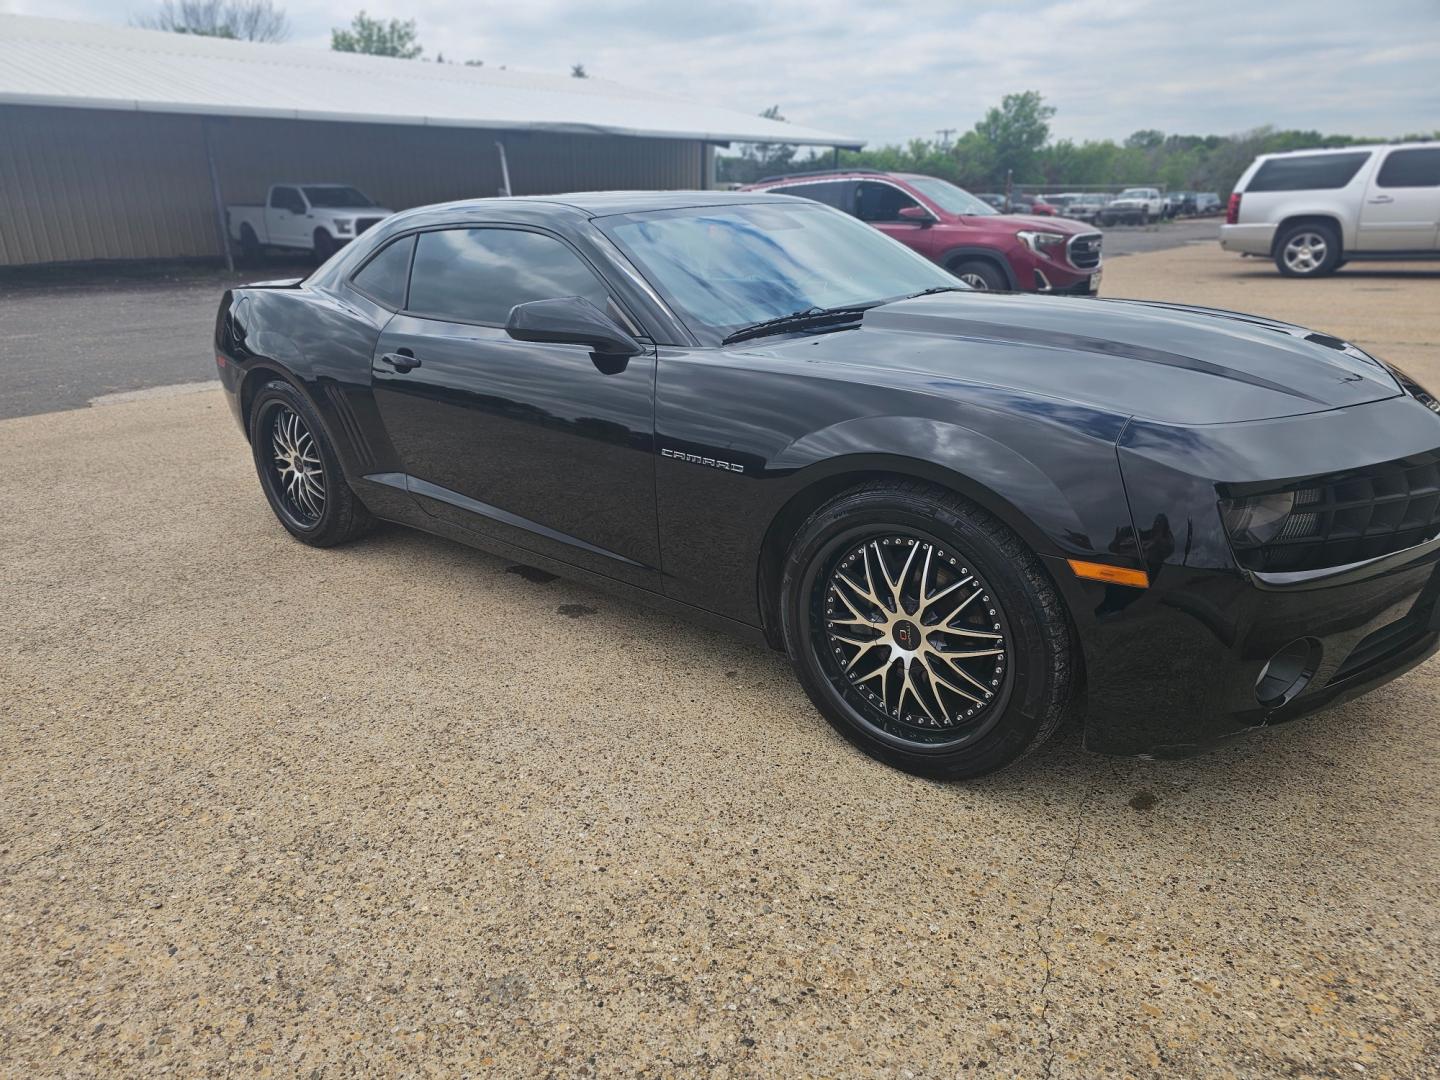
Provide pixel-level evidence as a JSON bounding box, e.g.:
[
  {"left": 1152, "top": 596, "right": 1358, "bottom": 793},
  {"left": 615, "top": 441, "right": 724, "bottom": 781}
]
[
  {"left": 249, "top": 380, "right": 375, "bottom": 547},
  {"left": 1274, "top": 222, "right": 1341, "bottom": 277},
  {"left": 1140, "top": 209, "right": 1150, "bottom": 226},
  {"left": 239, "top": 225, "right": 262, "bottom": 265},
  {"left": 950, "top": 259, "right": 1007, "bottom": 291},
  {"left": 779, "top": 481, "right": 1075, "bottom": 780},
  {"left": 313, "top": 229, "right": 338, "bottom": 263}
]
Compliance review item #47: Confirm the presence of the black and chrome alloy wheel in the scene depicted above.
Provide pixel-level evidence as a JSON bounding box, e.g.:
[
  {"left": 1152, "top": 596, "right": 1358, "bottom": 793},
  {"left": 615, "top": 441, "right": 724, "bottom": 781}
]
[
  {"left": 814, "top": 533, "right": 1011, "bottom": 748},
  {"left": 265, "top": 404, "right": 326, "bottom": 527},
  {"left": 248, "top": 379, "right": 375, "bottom": 548},
  {"left": 781, "top": 482, "right": 1073, "bottom": 779}
]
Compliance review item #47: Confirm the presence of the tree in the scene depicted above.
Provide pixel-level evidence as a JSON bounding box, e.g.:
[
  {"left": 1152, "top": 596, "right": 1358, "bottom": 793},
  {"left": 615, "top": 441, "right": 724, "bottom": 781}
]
[
  {"left": 571, "top": 63, "right": 588, "bottom": 78},
  {"left": 331, "top": 11, "right": 422, "bottom": 58},
  {"left": 135, "top": 0, "right": 289, "bottom": 41},
  {"left": 972, "top": 91, "right": 1055, "bottom": 184},
  {"left": 733, "top": 105, "right": 797, "bottom": 181}
]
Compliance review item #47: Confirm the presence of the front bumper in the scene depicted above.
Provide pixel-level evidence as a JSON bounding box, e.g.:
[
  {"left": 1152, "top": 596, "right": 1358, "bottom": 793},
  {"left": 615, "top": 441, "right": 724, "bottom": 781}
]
[
  {"left": 1062, "top": 392, "right": 1440, "bottom": 757},
  {"left": 1050, "top": 545, "right": 1439, "bottom": 757}
]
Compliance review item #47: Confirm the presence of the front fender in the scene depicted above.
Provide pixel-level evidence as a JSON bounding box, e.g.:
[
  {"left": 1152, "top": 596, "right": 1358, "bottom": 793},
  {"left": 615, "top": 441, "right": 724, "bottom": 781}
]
[{"left": 772, "top": 414, "right": 1141, "bottom": 564}]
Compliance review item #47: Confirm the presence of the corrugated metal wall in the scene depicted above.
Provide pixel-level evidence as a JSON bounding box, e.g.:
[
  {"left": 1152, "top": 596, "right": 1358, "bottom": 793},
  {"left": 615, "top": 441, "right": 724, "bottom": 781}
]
[{"left": 0, "top": 105, "right": 705, "bottom": 266}]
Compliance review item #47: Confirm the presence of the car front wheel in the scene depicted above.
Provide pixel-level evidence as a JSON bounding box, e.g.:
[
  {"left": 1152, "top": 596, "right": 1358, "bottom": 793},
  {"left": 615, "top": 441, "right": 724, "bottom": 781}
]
[
  {"left": 950, "top": 259, "right": 1007, "bottom": 291},
  {"left": 249, "top": 380, "right": 374, "bottom": 547},
  {"left": 780, "top": 482, "right": 1075, "bottom": 779}
]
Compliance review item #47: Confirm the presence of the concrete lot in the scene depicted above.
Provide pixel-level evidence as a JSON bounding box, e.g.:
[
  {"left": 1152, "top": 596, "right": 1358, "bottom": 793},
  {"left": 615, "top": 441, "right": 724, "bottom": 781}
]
[{"left": 2, "top": 245, "right": 1438, "bottom": 1077}]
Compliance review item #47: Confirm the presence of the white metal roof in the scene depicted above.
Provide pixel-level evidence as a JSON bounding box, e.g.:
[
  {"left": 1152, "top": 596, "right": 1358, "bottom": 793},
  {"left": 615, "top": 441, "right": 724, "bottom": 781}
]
[{"left": 0, "top": 14, "right": 862, "bottom": 148}]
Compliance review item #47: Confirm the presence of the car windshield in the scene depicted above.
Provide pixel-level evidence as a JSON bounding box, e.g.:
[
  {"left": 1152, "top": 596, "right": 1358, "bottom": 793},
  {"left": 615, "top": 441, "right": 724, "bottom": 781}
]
[
  {"left": 599, "top": 201, "right": 962, "bottom": 346},
  {"left": 1118, "top": 188, "right": 1150, "bottom": 199},
  {"left": 906, "top": 176, "right": 998, "bottom": 216},
  {"left": 302, "top": 186, "right": 375, "bottom": 208}
]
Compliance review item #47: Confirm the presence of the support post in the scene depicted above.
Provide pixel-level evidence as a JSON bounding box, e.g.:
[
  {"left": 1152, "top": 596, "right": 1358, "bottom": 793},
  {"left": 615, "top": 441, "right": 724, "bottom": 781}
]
[
  {"left": 832, "top": 145, "right": 840, "bottom": 169},
  {"left": 202, "top": 118, "right": 233, "bottom": 272},
  {"left": 495, "top": 140, "right": 512, "bottom": 197}
]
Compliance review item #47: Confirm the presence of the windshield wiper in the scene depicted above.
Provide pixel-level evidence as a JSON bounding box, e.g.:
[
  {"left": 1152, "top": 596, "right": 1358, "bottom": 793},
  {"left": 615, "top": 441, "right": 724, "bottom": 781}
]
[
  {"left": 905, "top": 286, "right": 968, "bottom": 298},
  {"left": 721, "top": 304, "right": 876, "bottom": 346}
]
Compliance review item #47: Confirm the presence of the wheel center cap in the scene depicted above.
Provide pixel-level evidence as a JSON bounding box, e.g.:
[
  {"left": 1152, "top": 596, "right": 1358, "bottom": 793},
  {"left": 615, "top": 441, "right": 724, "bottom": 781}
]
[{"left": 892, "top": 619, "right": 921, "bottom": 651}]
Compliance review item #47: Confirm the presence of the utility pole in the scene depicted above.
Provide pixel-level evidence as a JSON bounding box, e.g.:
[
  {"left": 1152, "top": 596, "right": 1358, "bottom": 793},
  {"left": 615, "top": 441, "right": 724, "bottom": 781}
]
[{"left": 935, "top": 128, "right": 956, "bottom": 149}]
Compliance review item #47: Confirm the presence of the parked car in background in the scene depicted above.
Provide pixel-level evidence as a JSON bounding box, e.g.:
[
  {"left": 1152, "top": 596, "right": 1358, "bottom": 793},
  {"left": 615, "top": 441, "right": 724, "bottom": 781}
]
[
  {"left": 1164, "top": 191, "right": 1197, "bottom": 218},
  {"left": 1010, "top": 194, "right": 1060, "bottom": 216},
  {"left": 745, "top": 170, "right": 1103, "bottom": 294},
  {"left": 1098, "top": 187, "right": 1165, "bottom": 225},
  {"left": 976, "top": 193, "right": 1007, "bottom": 210},
  {"left": 1194, "top": 192, "right": 1223, "bottom": 215},
  {"left": 1221, "top": 143, "right": 1440, "bottom": 276},
  {"left": 1064, "top": 195, "right": 1108, "bottom": 223},
  {"left": 228, "top": 184, "right": 394, "bottom": 262}
]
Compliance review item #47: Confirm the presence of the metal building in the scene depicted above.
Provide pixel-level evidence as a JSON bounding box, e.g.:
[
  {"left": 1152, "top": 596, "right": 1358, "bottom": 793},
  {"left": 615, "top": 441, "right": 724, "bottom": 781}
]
[{"left": 0, "top": 14, "right": 859, "bottom": 267}]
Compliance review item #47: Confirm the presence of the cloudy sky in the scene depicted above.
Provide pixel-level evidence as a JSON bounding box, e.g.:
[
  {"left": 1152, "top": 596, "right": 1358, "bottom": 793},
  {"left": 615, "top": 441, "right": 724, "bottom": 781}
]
[{"left": 4, "top": 0, "right": 1437, "bottom": 145}]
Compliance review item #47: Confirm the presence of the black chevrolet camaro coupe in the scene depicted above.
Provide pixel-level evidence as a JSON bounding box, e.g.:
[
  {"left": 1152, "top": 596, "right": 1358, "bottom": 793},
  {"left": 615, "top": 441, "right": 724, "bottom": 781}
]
[{"left": 215, "top": 191, "right": 1440, "bottom": 778}]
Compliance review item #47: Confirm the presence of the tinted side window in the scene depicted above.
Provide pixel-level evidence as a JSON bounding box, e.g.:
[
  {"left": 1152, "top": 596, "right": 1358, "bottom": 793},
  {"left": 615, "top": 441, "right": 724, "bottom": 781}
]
[
  {"left": 854, "top": 182, "right": 921, "bottom": 222},
  {"left": 270, "top": 186, "right": 303, "bottom": 212},
  {"left": 774, "top": 182, "right": 852, "bottom": 211},
  {"left": 351, "top": 234, "right": 414, "bottom": 309},
  {"left": 1376, "top": 148, "right": 1440, "bottom": 188},
  {"left": 1247, "top": 152, "right": 1371, "bottom": 192},
  {"left": 407, "top": 228, "right": 610, "bottom": 325}
]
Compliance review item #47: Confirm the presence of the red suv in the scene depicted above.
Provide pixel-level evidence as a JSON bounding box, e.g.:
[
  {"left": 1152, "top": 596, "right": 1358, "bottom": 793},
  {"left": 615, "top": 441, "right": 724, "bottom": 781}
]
[{"left": 743, "top": 170, "right": 1103, "bottom": 294}]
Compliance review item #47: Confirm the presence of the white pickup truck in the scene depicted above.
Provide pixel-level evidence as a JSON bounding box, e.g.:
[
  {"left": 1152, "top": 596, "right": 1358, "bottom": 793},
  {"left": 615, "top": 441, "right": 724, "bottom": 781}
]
[
  {"left": 227, "top": 184, "right": 394, "bottom": 262},
  {"left": 1097, "top": 187, "right": 1165, "bottom": 226}
]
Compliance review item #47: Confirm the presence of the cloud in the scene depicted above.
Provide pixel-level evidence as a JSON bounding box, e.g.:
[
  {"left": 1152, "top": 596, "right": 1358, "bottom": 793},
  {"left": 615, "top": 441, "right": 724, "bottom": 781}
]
[{"left": 6, "top": 0, "right": 1437, "bottom": 143}]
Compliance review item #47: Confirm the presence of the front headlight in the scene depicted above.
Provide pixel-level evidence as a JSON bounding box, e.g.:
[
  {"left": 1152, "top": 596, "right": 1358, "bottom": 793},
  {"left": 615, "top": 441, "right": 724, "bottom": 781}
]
[
  {"left": 334, "top": 219, "right": 353, "bottom": 234},
  {"left": 1219, "top": 492, "right": 1296, "bottom": 547},
  {"left": 1391, "top": 365, "right": 1440, "bottom": 414},
  {"left": 1017, "top": 230, "right": 1066, "bottom": 255}
]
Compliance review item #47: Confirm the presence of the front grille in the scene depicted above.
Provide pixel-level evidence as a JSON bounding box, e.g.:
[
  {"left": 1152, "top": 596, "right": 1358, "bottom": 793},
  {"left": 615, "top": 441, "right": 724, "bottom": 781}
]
[
  {"left": 1229, "top": 449, "right": 1440, "bottom": 572},
  {"left": 355, "top": 217, "right": 383, "bottom": 234},
  {"left": 1067, "top": 232, "right": 1102, "bottom": 269}
]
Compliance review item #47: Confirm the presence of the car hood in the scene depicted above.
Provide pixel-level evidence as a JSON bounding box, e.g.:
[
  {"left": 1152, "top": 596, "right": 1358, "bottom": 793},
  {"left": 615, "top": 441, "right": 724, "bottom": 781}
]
[
  {"left": 755, "top": 292, "right": 1401, "bottom": 426},
  {"left": 983, "top": 213, "right": 1093, "bottom": 234}
]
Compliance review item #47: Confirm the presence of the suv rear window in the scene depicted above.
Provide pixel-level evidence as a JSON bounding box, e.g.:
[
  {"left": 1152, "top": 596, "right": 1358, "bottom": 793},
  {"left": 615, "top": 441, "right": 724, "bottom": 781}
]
[
  {"left": 1376, "top": 148, "right": 1440, "bottom": 188},
  {"left": 1247, "top": 152, "right": 1371, "bottom": 192}
]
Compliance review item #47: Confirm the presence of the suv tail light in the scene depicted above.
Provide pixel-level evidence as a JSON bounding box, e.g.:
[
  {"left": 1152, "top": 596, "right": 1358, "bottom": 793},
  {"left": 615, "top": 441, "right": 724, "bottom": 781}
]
[{"left": 1226, "top": 192, "right": 1242, "bottom": 225}]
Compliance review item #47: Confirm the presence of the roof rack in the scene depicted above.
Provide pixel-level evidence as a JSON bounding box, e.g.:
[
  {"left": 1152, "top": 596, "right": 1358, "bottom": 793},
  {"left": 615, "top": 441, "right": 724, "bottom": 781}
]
[{"left": 755, "top": 167, "right": 887, "bottom": 183}]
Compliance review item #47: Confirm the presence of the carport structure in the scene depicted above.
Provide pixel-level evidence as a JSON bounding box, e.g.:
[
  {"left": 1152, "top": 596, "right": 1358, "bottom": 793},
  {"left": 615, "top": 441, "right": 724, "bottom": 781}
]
[{"left": 0, "top": 14, "right": 860, "bottom": 268}]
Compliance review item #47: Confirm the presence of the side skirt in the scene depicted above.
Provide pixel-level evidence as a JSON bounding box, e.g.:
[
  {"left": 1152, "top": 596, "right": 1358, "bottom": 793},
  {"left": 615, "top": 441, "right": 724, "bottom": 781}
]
[{"left": 352, "top": 474, "right": 770, "bottom": 648}]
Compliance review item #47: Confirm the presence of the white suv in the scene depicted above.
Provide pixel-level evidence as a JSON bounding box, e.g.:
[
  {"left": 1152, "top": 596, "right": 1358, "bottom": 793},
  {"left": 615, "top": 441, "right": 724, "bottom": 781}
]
[{"left": 1221, "top": 143, "right": 1440, "bottom": 276}]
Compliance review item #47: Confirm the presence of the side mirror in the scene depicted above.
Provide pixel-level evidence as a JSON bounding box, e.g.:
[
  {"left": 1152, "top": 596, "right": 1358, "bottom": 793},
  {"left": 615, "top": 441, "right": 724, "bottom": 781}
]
[
  {"left": 897, "top": 205, "right": 933, "bottom": 225},
  {"left": 506, "top": 296, "right": 643, "bottom": 359}
]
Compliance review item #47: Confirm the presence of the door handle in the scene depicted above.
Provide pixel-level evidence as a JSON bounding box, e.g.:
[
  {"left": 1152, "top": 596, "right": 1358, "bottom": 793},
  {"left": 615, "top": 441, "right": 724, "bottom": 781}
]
[
  {"left": 381, "top": 350, "right": 421, "bottom": 373},
  {"left": 1369, "top": 195, "right": 1394, "bottom": 204}
]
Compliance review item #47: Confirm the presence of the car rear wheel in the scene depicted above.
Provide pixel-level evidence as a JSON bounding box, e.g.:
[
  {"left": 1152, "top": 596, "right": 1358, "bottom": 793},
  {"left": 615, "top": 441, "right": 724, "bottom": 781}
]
[
  {"left": 239, "top": 224, "right": 262, "bottom": 265},
  {"left": 1275, "top": 222, "right": 1341, "bottom": 277},
  {"left": 779, "top": 482, "right": 1075, "bottom": 779},
  {"left": 950, "top": 259, "right": 1007, "bottom": 291},
  {"left": 250, "top": 380, "right": 374, "bottom": 547}
]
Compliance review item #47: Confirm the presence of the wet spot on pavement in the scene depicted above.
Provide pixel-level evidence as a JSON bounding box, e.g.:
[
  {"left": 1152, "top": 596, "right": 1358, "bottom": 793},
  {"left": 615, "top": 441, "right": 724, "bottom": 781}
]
[
  {"left": 507, "top": 564, "right": 558, "bottom": 584},
  {"left": 1129, "top": 790, "right": 1158, "bottom": 812}
]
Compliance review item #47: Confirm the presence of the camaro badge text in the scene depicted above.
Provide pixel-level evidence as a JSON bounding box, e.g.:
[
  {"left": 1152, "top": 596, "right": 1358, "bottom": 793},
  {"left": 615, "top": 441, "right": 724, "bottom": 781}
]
[{"left": 660, "top": 448, "right": 745, "bottom": 473}]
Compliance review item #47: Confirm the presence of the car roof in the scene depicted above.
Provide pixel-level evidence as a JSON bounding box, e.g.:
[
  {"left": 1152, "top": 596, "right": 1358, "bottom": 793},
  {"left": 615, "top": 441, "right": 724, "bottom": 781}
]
[
  {"left": 374, "top": 189, "right": 798, "bottom": 231},
  {"left": 1257, "top": 141, "right": 1434, "bottom": 161}
]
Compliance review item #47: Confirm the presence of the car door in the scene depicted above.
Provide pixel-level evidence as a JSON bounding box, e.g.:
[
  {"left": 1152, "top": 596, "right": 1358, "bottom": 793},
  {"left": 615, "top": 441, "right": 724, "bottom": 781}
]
[
  {"left": 1358, "top": 147, "right": 1440, "bottom": 251},
  {"left": 368, "top": 225, "right": 661, "bottom": 588},
  {"left": 853, "top": 180, "right": 938, "bottom": 258},
  {"left": 267, "top": 186, "right": 307, "bottom": 249}
]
